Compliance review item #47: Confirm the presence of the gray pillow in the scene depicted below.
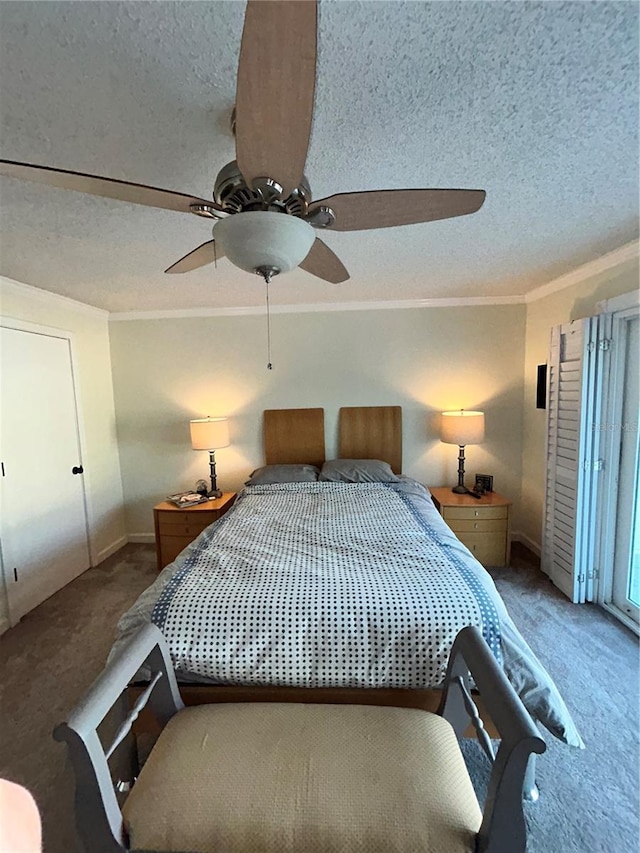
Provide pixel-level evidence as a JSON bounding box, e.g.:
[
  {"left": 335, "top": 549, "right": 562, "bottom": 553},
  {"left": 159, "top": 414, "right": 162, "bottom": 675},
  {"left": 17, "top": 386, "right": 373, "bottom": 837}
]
[
  {"left": 245, "top": 464, "right": 320, "bottom": 486},
  {"left": 319, "top": 459, "right": 400, "bottom": 483}
]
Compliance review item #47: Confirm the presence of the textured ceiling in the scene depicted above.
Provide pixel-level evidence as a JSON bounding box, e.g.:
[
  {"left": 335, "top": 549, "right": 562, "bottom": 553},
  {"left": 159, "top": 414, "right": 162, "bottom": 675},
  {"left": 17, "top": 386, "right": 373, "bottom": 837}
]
[{"left": 0, "top": 0, "right": 637, "bottom": 313}]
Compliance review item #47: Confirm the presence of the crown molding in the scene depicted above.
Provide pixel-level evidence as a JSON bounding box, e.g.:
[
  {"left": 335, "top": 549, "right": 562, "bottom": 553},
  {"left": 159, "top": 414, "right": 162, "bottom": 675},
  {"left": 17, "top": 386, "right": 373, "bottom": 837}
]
[
  {"left": 5, "top": 240, "right": 636, "bottom": 321},
  {"left": 109, "top": 294, "right": 524, "bottom": 321},
  {"left": 524, "top": 240, "right": 639, "bottom": 304},
  {"left": 0, "top": 275, "right": 109, "bottom": 318}
]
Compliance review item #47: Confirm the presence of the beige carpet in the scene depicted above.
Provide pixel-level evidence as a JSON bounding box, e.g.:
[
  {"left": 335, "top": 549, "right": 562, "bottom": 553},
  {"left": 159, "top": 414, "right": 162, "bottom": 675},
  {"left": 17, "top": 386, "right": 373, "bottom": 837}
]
[{"left": 0, "top": 543, "right": 638, "bottom": 852}]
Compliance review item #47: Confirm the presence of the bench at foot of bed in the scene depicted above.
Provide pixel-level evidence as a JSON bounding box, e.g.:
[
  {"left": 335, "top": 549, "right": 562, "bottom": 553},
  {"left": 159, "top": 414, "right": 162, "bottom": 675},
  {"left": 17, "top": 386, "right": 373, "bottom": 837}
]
[{"left": 55, "top": 625, "right": 545, "bottom": 853}]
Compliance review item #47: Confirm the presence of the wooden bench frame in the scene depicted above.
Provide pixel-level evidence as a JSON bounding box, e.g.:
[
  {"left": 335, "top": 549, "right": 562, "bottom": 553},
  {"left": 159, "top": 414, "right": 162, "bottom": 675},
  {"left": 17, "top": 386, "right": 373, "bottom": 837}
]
[{"left": 55, "top": 624, "right": 545, "bottom": 853}]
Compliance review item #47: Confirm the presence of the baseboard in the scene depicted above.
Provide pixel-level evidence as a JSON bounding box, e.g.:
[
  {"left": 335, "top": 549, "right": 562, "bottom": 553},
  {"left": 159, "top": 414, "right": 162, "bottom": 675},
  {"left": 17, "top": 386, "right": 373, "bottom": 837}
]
[
  {"left": 0, "top": 616, "right": 9, "bottom": 636},
  {"left": 511, "top": 531, "right": 541, "bottom": 558},
  {"left": 128, "top": 533, "right": 155, "bottom": 544},
  {"left": 93, "top": 535, "right": 128, "bottom": 566}
]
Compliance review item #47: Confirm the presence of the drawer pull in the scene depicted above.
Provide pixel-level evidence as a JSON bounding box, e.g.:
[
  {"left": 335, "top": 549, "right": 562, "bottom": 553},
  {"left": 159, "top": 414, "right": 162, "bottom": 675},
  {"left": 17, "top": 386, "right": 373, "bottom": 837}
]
[
  {"left": 474, "top": 510, "right": 479, "bottom": 517},
  {"left": 474, "top": 522, "right": 478, "bottom": 529}
]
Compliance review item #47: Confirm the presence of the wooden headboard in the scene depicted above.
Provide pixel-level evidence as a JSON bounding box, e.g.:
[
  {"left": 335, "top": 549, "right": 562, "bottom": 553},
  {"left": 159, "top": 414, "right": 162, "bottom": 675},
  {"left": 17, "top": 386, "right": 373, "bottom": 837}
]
[
  {"left": 263, "top": 408, "right": 326, "bottom": 468},
  {"left": 339, "top": 406, "right": 403, "bottom": 473}
]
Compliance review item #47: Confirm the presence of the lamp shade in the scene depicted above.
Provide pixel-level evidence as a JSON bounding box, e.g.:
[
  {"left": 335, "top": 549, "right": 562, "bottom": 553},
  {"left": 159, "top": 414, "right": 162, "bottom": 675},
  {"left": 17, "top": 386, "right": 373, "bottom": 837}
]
[
  {"left": 190, "top": 417, "right": 230, "bottom": 451},
  {"left": 213, "top": 211, "right": 315, "bottom": 275},
  {"left": 440, "top": 410, "right": 485, "bottom": 446}
]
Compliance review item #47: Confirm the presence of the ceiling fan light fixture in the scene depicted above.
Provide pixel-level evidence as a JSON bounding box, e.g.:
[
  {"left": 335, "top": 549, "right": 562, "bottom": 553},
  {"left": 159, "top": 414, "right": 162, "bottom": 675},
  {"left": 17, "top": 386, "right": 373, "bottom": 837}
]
[{"left": 213, "top": 211, "right": 315, "bottom": 277}]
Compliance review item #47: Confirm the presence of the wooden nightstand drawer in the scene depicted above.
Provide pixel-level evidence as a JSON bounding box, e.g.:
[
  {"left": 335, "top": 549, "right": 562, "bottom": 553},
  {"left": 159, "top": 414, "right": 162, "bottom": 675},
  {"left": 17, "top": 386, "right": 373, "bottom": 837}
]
[
  {"left": 153, "top": 492, "right": 236, "bottom": 570},
  {"left": 158, "top": 511, "right": 202, "bottom": 526},
  {"left": 443, "top": 505, "right": 508, "bottom": 521},
  {"left": 160, "top": 535, "right": 201, "bottom": 566},
  {"left": 446, "top": 517, "right": 506, "bottom": 534},
  {"left": 157, "top": 514, "right": 217, "bottom": 536},
  {"left": 458, "top": 532, "right": 507, "bottom": 567}
]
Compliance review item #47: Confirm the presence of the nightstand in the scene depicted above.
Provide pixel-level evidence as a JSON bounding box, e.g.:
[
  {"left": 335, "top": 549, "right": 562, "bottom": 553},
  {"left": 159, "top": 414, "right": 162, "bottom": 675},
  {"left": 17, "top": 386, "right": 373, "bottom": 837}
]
[
  {"left": 429, "top": 487, "right": 511, "bottom": 568},
  {"left": 153, "top": 492, "right": 236, "bottom": 570}
]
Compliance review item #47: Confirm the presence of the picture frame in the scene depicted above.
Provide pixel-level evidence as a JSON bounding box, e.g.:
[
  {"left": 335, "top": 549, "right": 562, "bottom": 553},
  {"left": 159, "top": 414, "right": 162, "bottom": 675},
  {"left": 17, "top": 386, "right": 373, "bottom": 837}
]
[{"left": 475, "top": 474, "right": 493, "bottom": 493}]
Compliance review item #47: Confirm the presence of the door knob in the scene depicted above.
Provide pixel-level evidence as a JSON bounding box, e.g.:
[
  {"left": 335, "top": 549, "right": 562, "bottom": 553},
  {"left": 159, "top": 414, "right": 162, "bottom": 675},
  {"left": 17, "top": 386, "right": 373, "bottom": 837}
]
[{"left": 72, "top": 465, "right": 84, "bottom": 475}]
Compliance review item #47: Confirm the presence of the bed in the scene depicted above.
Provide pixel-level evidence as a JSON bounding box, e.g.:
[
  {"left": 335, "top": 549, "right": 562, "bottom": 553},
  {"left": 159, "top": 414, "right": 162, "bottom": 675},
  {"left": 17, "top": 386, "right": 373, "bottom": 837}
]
[{"left": 114, "top": 406, "right": 582, "bottom": 748}]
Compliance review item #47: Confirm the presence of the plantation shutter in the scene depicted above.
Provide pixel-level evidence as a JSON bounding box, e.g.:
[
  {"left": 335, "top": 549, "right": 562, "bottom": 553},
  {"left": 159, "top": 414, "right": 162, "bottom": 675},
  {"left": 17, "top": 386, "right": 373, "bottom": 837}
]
[{"left": 542, "top": 317, "right": 602, "bottom": 602}]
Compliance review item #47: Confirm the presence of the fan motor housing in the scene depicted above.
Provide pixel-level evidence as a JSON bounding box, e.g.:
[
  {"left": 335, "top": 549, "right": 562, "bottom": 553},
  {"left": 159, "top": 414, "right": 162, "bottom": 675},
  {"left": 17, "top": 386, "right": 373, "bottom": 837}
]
[{"left": 214, "top": 161, "right": 311, "bottom": 218}]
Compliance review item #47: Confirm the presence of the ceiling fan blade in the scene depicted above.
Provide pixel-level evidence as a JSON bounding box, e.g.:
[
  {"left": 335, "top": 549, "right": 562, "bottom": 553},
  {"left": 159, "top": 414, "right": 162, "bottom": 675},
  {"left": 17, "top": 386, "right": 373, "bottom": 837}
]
[
  {"left": 299, "top": 237, "right": 350, "bottom": 284},
  {"left": 0, "top": 159, "right": 223, "bottom": 215},
  {"left": 235, "top": 0, "right": 317, "bottom": 196},
  {"left": 165, "top": 240, "right": 224, "bottom": 274},
  {"left": 310, "top": 188, "right": 486, "bottom": 232}
]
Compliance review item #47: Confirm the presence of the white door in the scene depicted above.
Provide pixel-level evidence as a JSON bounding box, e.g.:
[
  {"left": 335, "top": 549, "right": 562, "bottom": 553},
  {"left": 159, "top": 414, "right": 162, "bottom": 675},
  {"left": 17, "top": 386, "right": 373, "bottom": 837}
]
[{"left": 0, "top": 325, "right": 91, "bottom": 622}]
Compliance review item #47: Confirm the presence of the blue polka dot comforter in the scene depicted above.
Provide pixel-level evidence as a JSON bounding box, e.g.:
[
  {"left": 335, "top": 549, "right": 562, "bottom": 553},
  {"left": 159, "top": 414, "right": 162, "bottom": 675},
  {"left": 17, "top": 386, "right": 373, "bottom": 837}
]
[{"left": 114, "top": 479, "right": 583, "bottom": 746}]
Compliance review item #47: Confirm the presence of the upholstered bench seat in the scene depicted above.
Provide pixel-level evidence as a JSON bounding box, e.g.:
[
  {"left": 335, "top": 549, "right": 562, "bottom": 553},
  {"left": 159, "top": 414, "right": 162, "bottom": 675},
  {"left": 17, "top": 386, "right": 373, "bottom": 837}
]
[
  {"left": 56, "top": 625, "right": 544, "bottom": 853},
  {"left": 122, "top": 702, "right": 482, "bottom": 853}
]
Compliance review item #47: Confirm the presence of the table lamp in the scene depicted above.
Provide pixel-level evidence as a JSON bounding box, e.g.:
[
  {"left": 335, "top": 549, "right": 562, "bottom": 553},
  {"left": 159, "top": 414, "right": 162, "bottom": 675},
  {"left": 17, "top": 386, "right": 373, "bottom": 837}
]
[
  {"left": 440, "top": 410, "right": 485, "bottom": 494},
  {"left": 190, "top": 417, "right": 229, "bottom": 498}
]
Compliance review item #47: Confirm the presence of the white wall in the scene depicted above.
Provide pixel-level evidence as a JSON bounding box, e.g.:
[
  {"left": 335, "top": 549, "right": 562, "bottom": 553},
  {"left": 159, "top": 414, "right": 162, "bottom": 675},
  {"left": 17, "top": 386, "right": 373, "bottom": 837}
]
[
  {"left": 0, "top": 276, "right": 126, "bottom": 629},
  {"left": 109, "top": 304, "right": 527, "bottom": 537},
  {"left": 520, "top": 256, "right": 640, "bottom": 552}
]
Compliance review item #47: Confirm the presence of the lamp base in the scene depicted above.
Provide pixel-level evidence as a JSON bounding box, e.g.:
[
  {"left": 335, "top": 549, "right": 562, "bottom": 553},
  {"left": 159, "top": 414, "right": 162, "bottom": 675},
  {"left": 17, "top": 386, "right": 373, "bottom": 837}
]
[
  {"left": 452, "top": 444, "right": 468, "bottom": 495},
  {"left": 207, "top": 450, "right": 222, "bottom": 499}
]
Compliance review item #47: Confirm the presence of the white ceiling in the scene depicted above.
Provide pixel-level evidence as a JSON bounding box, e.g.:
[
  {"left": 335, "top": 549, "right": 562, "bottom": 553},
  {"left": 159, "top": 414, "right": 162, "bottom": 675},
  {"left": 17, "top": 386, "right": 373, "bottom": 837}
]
[{"left": 0, "top": 0, "right": 637, "bottom": 313}]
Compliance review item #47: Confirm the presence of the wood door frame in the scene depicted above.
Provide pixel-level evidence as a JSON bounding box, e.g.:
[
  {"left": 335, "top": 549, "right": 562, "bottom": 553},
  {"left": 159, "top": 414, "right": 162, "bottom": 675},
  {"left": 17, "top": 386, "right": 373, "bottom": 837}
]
[{"left": 0, "top": 316, "right": 93, "bottom": 626}]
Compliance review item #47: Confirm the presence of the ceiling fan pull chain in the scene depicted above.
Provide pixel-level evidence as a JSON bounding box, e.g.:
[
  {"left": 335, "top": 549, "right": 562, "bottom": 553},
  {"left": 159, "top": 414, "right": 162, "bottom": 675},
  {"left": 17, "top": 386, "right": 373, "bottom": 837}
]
[{"left": 265, "top": 279, "right": 273, "bottom": 370}]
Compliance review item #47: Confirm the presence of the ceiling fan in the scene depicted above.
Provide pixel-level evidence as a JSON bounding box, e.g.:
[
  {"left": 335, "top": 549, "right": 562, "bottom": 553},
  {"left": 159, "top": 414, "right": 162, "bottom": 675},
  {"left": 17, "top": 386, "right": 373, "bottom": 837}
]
[{"left": 0, "top": 0, "right": 486, "bottom": 286}]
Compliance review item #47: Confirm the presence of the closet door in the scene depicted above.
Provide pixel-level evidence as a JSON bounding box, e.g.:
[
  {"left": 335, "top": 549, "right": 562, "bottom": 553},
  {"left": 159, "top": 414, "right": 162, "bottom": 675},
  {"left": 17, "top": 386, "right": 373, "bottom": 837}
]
[{"left": 0, "top": 325, "right": 91, "bottom": 622}]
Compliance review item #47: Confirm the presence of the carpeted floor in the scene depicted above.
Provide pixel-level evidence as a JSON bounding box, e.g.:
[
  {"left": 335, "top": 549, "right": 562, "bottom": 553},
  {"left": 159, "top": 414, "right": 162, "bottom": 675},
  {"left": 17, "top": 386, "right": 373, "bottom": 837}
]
[
  {"left": 0, "top": 543, "right": 638, "bottom": 852},
  {"left": 0, "top": 545, "right": 157, "bottom": 853},
  {"left": 469, "top": 556, "right": 639, "bottom": 852}
]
